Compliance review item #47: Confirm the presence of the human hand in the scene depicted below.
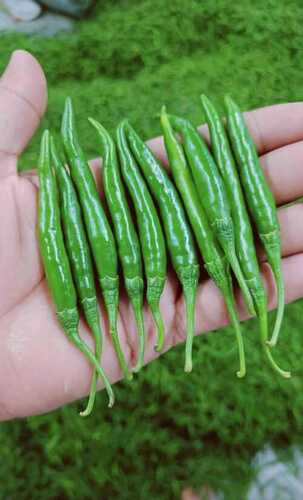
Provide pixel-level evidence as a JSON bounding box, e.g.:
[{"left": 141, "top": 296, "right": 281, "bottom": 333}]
[{"left": 1, "top": 50, "right": 303, "bottom": 421}]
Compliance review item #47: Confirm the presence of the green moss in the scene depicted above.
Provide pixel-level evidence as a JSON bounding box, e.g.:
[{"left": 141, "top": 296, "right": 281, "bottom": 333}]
[{"left": 1, "top": 1, "right": 303, "bottom": 498}]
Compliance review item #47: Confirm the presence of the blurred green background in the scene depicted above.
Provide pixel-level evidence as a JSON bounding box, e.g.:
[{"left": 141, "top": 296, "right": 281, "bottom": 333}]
[{"left": 1, "top": 1, "right": 303, "bottom": 498}]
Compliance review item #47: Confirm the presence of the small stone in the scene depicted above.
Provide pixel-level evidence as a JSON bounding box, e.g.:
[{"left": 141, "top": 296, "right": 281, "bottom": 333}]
[
  {"left": 0, "top": 0, "right": 42, "bottom": 21},
  {"left": 0, "top": 11, "right": 15, "bottom": 30},
  {"left": 0, "top": 11, "right": 73, "bottom": 36},
  {"left": 37, "top": 0, "right": 93, "bottom": 19}
]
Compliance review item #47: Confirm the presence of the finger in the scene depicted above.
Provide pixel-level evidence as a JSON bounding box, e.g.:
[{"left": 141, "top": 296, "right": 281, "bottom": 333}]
[
  {"left": 278, "top": 204, "right": 303, "bottom": 258},
  {"left": 0, "top": 50, "right": 47, "bottom": 174},
  {"left": 146, "top": 116, "right": 303, "bottom": 210},
  {"left": 24, "top": 101, "right": 303, "bottom": 199},
  {"left": 147, "top": 102, "right": 303, "bottom": 166},
  {"left": 257, "top": 204, "right": 303, "bottom": 262},
  {"left": 25, "top": 147, "right": 303, "bottom": 262},
  {"left": 21, "top": 158, "right": 104, "bottom": 192},
  {"left": 242, "top": 102, "right": 303, "bottom": 155},
  {"left": 33, "top": 104, "right": 303, "bottom": 206},
  {"left": 90, "top": 157, "right": 303, "bottom": 261},
  {"left": 260, "top": 140, "right": 303, "bottom": 206},
  {"left": 27, "top": 138, "right": 303, "bottom": 221}
]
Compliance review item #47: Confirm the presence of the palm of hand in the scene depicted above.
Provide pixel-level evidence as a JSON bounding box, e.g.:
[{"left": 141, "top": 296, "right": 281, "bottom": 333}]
[
  {"left": 0, "top": 172, "right": 41, "bottom": 316},
  {"left": 1, "top": 51, "right": 303, "bottom": 421}
]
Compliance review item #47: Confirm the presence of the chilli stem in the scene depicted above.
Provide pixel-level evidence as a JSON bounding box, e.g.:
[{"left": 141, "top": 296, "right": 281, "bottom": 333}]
[
  {"left": 106, "top": 302, "right": 133, "bottom": 381},
  {"left": 227, "top": 248, "right": 256, "bottom": 318},
  {"left": 80, "top": 321, "right": 102, "bottom": 417},
  {"left": 132, "top": 297, "right": 146, "bottom": 373},
  {"left": 224, "top": 289, "right": 246, "bottom": 378},
  {"left": 267, "top": 262, "right": 285, "bottom": 347},
  {"left": 183, "top": 285, "right": 197, "bottom": 373},
  {"left": 257, "top": 299, "right": 290, "bottom": 378},
  {"left": 149, "top": 302, "right": 166, "bottom": 353},
  {"left": 68, "top": 330, "right": 114, "bottom": 408}
]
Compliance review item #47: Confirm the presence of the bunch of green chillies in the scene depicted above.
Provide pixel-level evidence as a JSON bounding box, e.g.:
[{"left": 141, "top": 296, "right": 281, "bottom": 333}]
[{"left": 37, "top": 96, "right": 290, "bottom": 417}]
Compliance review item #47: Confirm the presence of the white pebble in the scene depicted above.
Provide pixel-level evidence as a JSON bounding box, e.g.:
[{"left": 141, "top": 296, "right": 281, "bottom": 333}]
[{"left": 0, "top": 0, "right": 42, "bottom": 22}]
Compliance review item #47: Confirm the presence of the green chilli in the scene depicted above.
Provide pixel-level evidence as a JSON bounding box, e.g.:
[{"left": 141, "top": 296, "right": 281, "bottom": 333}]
[
  {"left": 38, "top": 130, "right": 115, "bottom": 409},
  {"left": 89, "top": 118, "right": 148, "bottom": 371},
  {"left": 202, "top": 94, "right": 289, "bottom": 378},
  {"left": 167, "top": 113, "right": 256, "bottom": 318},
  {"left": 225, "top": 96, "right": 289, "bottom": 376},
  {"left": 123, "top": 121, "right": 199, "bottom": 374},
  {"left": 161, "top": 107, "right": 246, "bottom": 377},
  {"left": 61, "top": 98, "right": 132, "bottom": 381},
  {"left": 51, "top": 136, "right": 106, "bottom": 416},
  {"left": 117, "top": 121, "right": 167, "bottom": 367}
]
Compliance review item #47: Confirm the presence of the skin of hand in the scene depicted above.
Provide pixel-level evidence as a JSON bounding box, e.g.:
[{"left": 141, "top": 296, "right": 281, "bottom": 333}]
[{"left": 1, "top": 50, "right": 303, "bottom": 421}]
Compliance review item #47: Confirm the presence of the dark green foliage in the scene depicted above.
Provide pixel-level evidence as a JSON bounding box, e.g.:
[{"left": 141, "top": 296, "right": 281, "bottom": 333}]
[{"left": 1, "top": 1, "right": 303, "bottom": 498}]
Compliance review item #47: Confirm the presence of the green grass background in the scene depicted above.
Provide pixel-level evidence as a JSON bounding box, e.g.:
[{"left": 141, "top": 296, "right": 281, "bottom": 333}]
[{"left": 1, "top": 1, "right": 303, "bottom": 498}]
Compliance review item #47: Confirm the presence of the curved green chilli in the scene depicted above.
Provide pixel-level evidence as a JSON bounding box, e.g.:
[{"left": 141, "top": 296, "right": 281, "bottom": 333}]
[
  {"left": 88, "top": 119, "right": 147, "bottom": 370},
  {"left": 122, "top": 120, "right": 200, "bottom": 373},
  {"left": 38, "top": 130, "right": 115, "bottom": 408},
  {"left": 225, "top": 96, "right": 288, "bottom": 357},
  {"left": 50, "top": 136, "right": 106, "bottom": 417},
  {"left": 201, "top": 95, "right": 289, "bottom": 378},
  {"left": 161, "top": 107, "right": 245, "bottom": 377},
  {"left": 167, "top": 113, "right": 255, "bottom": 318},
  {"left": 61, "top": 97, "right": 132, "bottom": 381},
  {"left": 117, "top": 122, "right": 166, "bottom": 368}
]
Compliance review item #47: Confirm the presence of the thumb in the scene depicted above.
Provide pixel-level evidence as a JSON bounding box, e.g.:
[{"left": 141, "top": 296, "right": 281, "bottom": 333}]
[{"left": 0, "top": 50, "right": 47, "bottom": 165}]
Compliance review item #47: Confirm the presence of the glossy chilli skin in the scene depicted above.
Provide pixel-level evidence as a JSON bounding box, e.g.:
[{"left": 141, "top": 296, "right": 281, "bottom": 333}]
[
  {"left": 201, "top": 96, "right": 289, "bottom": 378},
  {"left": 122, "top": 121, "right": 201, "bottom": 373},
  {"left": 38, "top": 130, "right": 115, "bottom": 408},
  {"left": 50, "top": 137, "right": 107, "bottom": 417},
  {"left": 225, "top": 96, "right": 287, "bottom": 355},
  {"left": 167, "top": 113, "right": 255, "bottom": 318},
  {"left": 160, "top": 108, "right": 246, "bottom": 377},
  {"left": 89, "top": 118, "right": 147, "bottom": 371},
  {"left": 123, "top": 122, "right": 199, "bottom": 287},
  {"left": 201, "top": 95, "right": 265, "bottom": 305},
  {"left": 117, "top": 122, "right": 166, "bottom": 367},
  {"left": 61, "top": 98, "right": 132, "bottom": 381}
]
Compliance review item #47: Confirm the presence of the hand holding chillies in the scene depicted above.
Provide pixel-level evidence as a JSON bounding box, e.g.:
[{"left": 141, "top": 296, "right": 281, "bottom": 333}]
[{"left": 36, "top": 94, "right": 292, "bottom": 417}]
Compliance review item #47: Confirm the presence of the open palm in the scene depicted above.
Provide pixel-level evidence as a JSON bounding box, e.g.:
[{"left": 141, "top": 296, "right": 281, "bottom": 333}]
[{"left": 1, "top": 51, "right": 303, "bottom": 421}]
